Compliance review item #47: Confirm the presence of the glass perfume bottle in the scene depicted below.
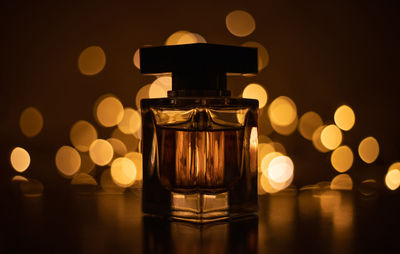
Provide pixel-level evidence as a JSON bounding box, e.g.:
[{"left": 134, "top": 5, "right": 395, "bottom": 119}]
[{"left": 140, "top": 43, "right": 258, "bottom": 223}]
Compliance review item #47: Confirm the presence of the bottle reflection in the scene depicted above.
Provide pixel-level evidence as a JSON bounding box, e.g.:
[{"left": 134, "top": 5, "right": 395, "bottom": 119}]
[{"left": 143, "top": 216, "right": 258, "bottom": 254}]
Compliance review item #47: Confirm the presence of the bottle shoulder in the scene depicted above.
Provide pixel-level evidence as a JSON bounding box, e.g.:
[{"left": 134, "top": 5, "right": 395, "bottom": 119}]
[{"left": 141, "top": 96, "right": 258, "bottom": 109}]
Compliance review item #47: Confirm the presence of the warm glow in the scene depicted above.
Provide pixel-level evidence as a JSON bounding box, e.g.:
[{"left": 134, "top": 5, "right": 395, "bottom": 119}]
[
  {"left": 149, "top": 76, "right": 172, "bottom": 98},
  {"left": 118, "top": 107, "right": 141, "bottom": 135},
  {"left": 358, "top": 136, "right": 379, "bottom": 164},
  {"left": 95, "top": 95, "right": 124, "bottom": 127},
  {"left": 261, "top": 152, "right": 283, "bottom": 177},
  {"left": 89, "top": 139, "right": 114, "bottom": 166},
  {"left": 225, "top": 10, "right": 256, "bottom": 37},
  {"left": 70, "top": 120, "right": 98, "bottom": 152},
  {"left": 10, "top": 147, "right": 30, "bottom": 173},
  {"left": 268, "top": 96, "right": 297, "bottom": 127},
  {"left": 271, "top": 142, "right": 287, "bottom": 155},
  {"left": 334, "top": 105, "right": 355, "bottom": 131},
  {"left": 12, "top": 175, "right": 28, "bottom": 182},
  {"left": 330, "top": 174, "right": 353, "bottom": 190},
  {"left": 298, "top": 111, "right": 323, "bottom": 140},
  {"left": 20, "top": 179, "right": 44, "bottom": 197},
  {"left": 133, "top": 48, "right": 140, "bottom": 69},
  {"left": 125, "top": 152, "right": 143, "bottom": 181},
  {"left": 136, "top": 84, "right": 151, "bottom": 111},
  {"left": 312, "top": 125, "right": 329, "bottom": 153},
  {"left": 268, "top": 155, "right": 294, "bottom": 184},
  {"left": 111, "top": 157, "right": 137, "bottom": 188},
  {"left": 242, "top": 83, "right": 268, "bottom": 108},
  {"left": 330, "top": 146, "right": 353, "bottom": 173},
  {"left": 258, "top": 135, "right": 272, "bottom": 144},
  {"left": 107, "top": 138, "right": 127, "bottom": 156},
  {"left": 320, "top": 124, "right": 342, "bottom": 150},
  {"left": 19, "top": 107, "right": 43, "bottom": 137},
  {"left": 71, "top": 173, "right": 98, "bottom": 186},
  {"left": 55, "top": 146, "right": 81, "bottom": 177},
  {"left": 320, "top": 191, "right": 341, "bottom": 215},
  {"left": 242, "top": 41, "right": 270, "bottom": 71},
  {"left": 259, "top": 173, "right": 279, "bottom": 194},
  {"left": 385, "top": 169, "right": 400, "bottom": 191},
  {"left": 389, "top": 162, "right": 400, "bottom": 172},
  {"left": 78, "top": 46, "right": 106, "bottom": 75}
]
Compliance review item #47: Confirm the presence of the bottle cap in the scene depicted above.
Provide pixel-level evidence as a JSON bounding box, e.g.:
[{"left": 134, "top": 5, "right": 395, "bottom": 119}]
[{"left": 140, "top": 43, "right": 257, "bottom": 97}]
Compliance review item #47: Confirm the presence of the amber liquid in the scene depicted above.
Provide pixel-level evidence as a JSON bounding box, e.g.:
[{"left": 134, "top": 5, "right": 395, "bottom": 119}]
[{"left": 156, "top": 127, "right": 244, "bottom": 194}]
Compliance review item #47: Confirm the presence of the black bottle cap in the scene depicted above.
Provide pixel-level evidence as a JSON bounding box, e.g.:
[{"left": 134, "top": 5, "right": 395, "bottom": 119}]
[{"left": 140, "top": 43, "right": 257, "bottom": 97}]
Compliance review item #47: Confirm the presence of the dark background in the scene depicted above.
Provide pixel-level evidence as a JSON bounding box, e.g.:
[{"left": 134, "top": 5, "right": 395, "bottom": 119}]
[{"left": 1, "top": 0, "right": 399, "bottom": 192}]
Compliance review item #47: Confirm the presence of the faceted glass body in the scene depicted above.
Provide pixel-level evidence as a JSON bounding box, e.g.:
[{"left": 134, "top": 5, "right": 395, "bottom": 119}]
[{"left": 141, "top": 97, "right": 258, "bottom": 223}]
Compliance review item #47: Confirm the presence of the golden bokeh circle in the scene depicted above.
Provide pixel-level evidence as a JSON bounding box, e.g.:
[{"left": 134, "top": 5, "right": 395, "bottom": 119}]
[
  {"left": 19, "top": 107, "right": 44, "bottom": 138},
  {"left": 358, "top": 136, "right": 379, "bottom": 164},
  {"left": 225, "top": 10, "right": 256, "bottom": 37},
  {"left": 111, "top": 157, "right": 137, "bottom": 188},
  {"left": 334, "top": 105, "right": 355, "bottom": 131},
  {"left": 385, "top": 169, "right": 400, "bottom": 191},
  {"left": 165, "top": 30, "right": 191, "bottom": 45},
  {"left": 78, "top": 46, "right": 106, "bottom": 75},
  {"left": 70, "top": 120, "right": 98, "bottom": 152},
  {"left": 107, "top": 138, "right": 128, "bottom": 156},
  {"left": 268, "top": 96, "right": 297, "bottom": 127},
  {"left": 125, "top": 152, "right": 143, "bottom": 181},
  {"left": 312, "top": 125, "right": 330, "bottom": 153},
  {"left": 136, "top": 84, "right": 151, "bottom": 111},
  {"left": 320, "top": 124, "right": 342, "bottom": 150},
  {"left": 95, "top": 96, "right": 124, "bottom": 127},
  {"left": 55, "top": 146, "right": 81, "bottom": 177},
  {"left": 10, "top": 147, "right": 31, "bottom": 173},
  {"left": 268, "top": 155, "right": 294, "bottom": 184},
  {"left": 242, "top": 83, "right": 268, "bottom": 108},
  {"left": 298, "top": 111, "right": 323, "bottom": 140},
  {"left": 330, "top": 145, "right": 353, "bottom": 173},
  {"left": 89, "top": 139, "right": 114, "bottom": 166}
]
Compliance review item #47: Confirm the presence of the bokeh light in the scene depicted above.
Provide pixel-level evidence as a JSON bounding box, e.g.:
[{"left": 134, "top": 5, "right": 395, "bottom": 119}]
[
  {"left": 385, "top": 169, "right": 400, "bottom": 191},
  {"left": 330, "top": 174, "right": 353, "bottom": 190},
  {"left": 258, "top": 143, "right": 276, "bottom": 172},
  {"left": 118, "top": 107, "right": 141, "bottom": 135},
  {"left": 136, "top": 84, "right": 151, "bottom": 111},
  {"left": 177, "top": 32, "right": 206, "bottom": 44},
  {"left": 55, "top": 146, "right": 81, "bottom": 177},
  {"left": 298, "top": 111, "right": 323, "bottom": 140},
  {"left": 133, "top": 48, "right": 140, "bottom": 70},
  {"left": 334, "top": 105, "right": 355, "bottom": 131},
  {"left": 149, "top": 76, "right": 172, "bottom": 98},
  {"left": 312, "top": 125, "right": 330, "bottom": 153},
  {"left": 261, "top": 152, "right": 283, "bottom": 176},
  {"left": 268, "top": 155, "right": 294, "bottom": 184},
  {"left": 165, "top": 30, "right": 191, "bottom": 45},
  {"left": 389, "top": 162, "right": 400, "bottom": 172},
  {"left": 89, "top": 139, "right": 114, "bottom": 166},
  {"left": 320, "top": 124, "right": 342, "bottom": 150},
  {"left": 107, "top": 138, "right": 127, "bottom": 156},
  {"left": 10, "top": 147, "right": 30, "bottom": 173},
  {"left": 225, "top": 10, "right": 256, "bottom": 37},
  {"left": 78, "top": 46, "right": 106, "bottom": 75},
  {"left": 12, "top": 175, "right": 28, "bottom": 182},
  {"left": 125, "top": 152, "right": 143, "bottom": 181},
  {"left": 95, "top": 95, "right": 124, "bottom": 127},
  {"left": 330, "top": 145, "right": 353, "bottom": 173},
  {"left": 70, "top": 120, "right": 98, "bottom": 152},
  {"left": 268, "top": 96, "right": 297, "bottom": 127},
  {"left": 242, "top": 83, "right": 268, "bottom": 108},
  {"left": 259, "top": 173, "right": 279, "bottom": 194},
  {"left": 19, "top": 107, "right": 43, "bottom": 137},
  {"left": 358, "top": 136, "right": 379, "bottom": 164},
  {"left": 242, "top": 41, "right": 270, "bottom": 71},
  {"left": 111, "top": 157, "right": 137, "bottom": 188},
  {"left": 271, "top": 142, "right": 287, "bottom": 155}
]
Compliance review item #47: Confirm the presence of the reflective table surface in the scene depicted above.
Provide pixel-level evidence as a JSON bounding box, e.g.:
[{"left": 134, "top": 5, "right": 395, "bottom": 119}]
[{"left": 2, "top": 186, "right": 399, "bottom": 254}]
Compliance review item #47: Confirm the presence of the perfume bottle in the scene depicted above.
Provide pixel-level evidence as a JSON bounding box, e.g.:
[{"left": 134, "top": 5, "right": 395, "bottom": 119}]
[{"left": 140, "top": 43, "right": 258, "bottom": 223}]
